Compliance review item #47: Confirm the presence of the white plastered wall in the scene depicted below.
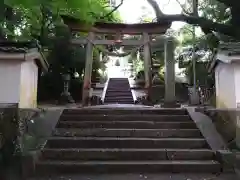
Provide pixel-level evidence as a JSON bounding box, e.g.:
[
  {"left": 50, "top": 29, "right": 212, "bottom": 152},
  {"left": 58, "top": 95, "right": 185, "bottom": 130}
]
[
  {"left": 215, "top": 63, "right": 236, "bottom": 108},
  {"left": 0, "top": 52, "right": 40, "bottom": 108},
  {"left": 0, "top": 60, "right": 21, "bottom": 104}
]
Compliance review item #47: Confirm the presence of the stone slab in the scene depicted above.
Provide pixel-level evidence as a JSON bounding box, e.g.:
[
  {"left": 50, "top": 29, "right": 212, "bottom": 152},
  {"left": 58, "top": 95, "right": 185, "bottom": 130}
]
[
  {"left": 27, "top": 109, "right": 63, "bottom": 139},
  {"left": 28, "top": 173, "right": 238, "bottom": 180},
  {"left": 80, "top": 104, "right": 153, "bottom": 109},
  {"left": 216, "top": 150, "right": 235, "bottom": 172},
  {"left": 186, "top": 107, "right": 227, "bottom": 151}
]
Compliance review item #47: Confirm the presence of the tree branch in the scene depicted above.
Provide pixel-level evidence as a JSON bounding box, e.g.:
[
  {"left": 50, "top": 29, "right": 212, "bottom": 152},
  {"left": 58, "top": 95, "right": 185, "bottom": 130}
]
[
  {"left": 147, "top": 0, "right": 164, "bottom": 21},
  {"left": 147, "top": 0, "right": 240, "bottom": 39},
  {"left": 157, "top": 14, "right": 239, "bottom": 38},
  {"left": 100, "top": 0, "right": 124, "bottom": 19},
  {"left": 175, "top": 0, "right": 190, "bottom": 15}
]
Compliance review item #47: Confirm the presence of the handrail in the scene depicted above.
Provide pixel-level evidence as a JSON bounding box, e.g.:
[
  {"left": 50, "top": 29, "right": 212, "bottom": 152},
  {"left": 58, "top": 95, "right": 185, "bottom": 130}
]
[
  {"left": 101, "top": 78, "right": 110, "bottom": 103},
  {"left": 128, "top": 78, "right": 137, "bottom": 103},
  {"left": 131, "top": 89, "right": 137, "bottom": 103}
]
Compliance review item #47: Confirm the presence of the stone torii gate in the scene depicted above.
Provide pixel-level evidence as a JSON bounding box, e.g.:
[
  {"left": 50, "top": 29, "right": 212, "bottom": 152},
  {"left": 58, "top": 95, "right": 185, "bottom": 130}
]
[{"left": 62, "top": 16, "right": 176, "bottom": 107}]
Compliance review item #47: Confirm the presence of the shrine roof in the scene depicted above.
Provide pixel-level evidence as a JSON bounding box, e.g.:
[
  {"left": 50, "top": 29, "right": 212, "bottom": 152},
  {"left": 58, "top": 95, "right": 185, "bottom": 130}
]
[
  {"left": 0, "top": 40, "right": 48, "bottom": 71},
  {"left": 209, "top": 42, "right": 240, "bottom": 72},
  {"left": 61, "top": 15, "right": 171, "bottom": 34},
  {"left": 0, "top": 41, "right": 38, "bottom": 53}
]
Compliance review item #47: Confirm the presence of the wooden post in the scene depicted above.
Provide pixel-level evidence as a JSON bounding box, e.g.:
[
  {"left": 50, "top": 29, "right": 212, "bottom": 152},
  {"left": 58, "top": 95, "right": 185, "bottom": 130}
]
[
  {"left": 82, "top": 32, "right": 95, "bottom": 106},
  {"left": 143, "top": 32, "right": 152, "bottom": 89},
  {"left": 163, "top": 37, "right": 176, "bottom": 107}
]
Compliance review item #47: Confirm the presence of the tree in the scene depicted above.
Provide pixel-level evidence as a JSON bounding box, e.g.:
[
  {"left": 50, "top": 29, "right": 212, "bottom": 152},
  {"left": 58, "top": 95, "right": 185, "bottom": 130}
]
[
  {"left": 147, "top": 0, "right": 240, "bottom": 39},
  {"left": 0, "top": 0, "right": 122, "bottom": 101},
  {"left": 175, "top": 5, "right": 220, "bottom": 87},
  {"left": 1, "top": 0, "right": 122, "bottom": 42}
]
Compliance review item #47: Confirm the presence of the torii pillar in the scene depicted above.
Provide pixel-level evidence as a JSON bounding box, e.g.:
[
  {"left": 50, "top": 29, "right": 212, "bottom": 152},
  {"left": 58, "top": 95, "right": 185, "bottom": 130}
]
[
  {"left": 82, "top": 32, "right": 95, "bottom": 106},
  {"left": 163, "top": 37, "right": 177, "bottom": 107},
  {"left": 143, "top": 32, "right": 152, "bottom": 90}
]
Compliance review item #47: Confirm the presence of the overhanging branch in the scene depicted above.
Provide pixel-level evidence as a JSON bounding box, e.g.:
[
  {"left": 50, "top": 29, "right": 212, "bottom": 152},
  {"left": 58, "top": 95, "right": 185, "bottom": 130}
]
[
  {"left": 147, "top": 0, "right": 164, "bottom": 21},
  {"left": 147, "top": 0, "right": 239, "bottom": 39},
  {"left": 157, "top": 14, "right": 238, "bottom": 38}
]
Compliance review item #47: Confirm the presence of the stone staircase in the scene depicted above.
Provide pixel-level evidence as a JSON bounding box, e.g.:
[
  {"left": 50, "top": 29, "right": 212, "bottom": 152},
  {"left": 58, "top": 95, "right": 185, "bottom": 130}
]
[
  {"left": 35, "top": 108, "right": 222, "bottom": 175},
  {"left": 104, "top": 78, "right": 134, "bottom": 104}
]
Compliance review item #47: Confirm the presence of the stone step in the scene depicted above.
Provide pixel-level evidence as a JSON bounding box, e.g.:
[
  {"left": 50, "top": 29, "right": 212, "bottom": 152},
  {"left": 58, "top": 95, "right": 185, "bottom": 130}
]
[
  {"left": 104, "top": 99, "right": 134, "bottom": 102},
  {"left": 46, "top": 137, "right": 208, "bottom": 149},
  {"left": 105, "top": 91, "right": 132, "bottom": 93},
  {"left": 104, "top": 97, "right": 133, "bottom": 100},
  {"left": 109, "top": 77, "right": 128, "bottom": 81},
  {"left": 104, "top": 100, "right": 134, "bottom": 105},
  {"left": 107, "top": 89, "right": 130, "bottom": 91},
  {"left": 105, "top": 95, "right": 132, "bottom": 97},
  {"left": 104, "top": 100, "right": 134, "bottom": 102},
  {"left": 107, "top": 85, "right": 129, "bottom": 87},
  {"left": 104, "top": 102, "right": 135, "bottom": 104},
  {"left": 108, "top": 82, "right": 129, "bottom": 83},
  {"left": 105, "top": 92, "right": 132, "bottom": 95},
  {"left": 108, "top": 81, "right": 129, "bottom": 83},
  {"left": 104, "top": 101, "right": 134, "bottom": 104},
  {"left": 107, "top": 82, "right": 129, "bottom": 84},
  {"left": 106, "top": 89, "right": 131, "bottom": 91},
  {"left": 63, "top": 108, "right": 188, "bottom": 115},
  {"left": 105, "top": 93, "right": 133, "bottom": 97},
  {"left": 108, "top": 82, "right": 129, "bottom": 84},
  {"left": 107, "top": 87, "right": 130, "bottom": 89},
  {"left": 104, "top": 102, "right": 134, "bottom": 104},
  {"left": 60, "top": 114, "right": 192, "bottom": 122},
  {"left": 107, "top": 83, "right": 130, "bottom": 85},
  {"left": 57, "top": 121, "right": 197, "bottom": 129},
  {"left": 108, "top": 80, "right": 129, "bottom": 82},
  {"left": 41, "top": 148, "right": 214, "bottom": 161},
  {"left": 106, "top": 90, "right": 131, "bottom": 92},
  {"left": 107, "top": 86, "right": 130, "bottom": 88},
  {"left": 53, "top": 128, "right": 202, "bottom": 138},
  {"left": 104, "top": 95, "right": 133, "bottom": 97},
  {"left": 35, "top": 160, "right": 221, "bottom": 174}
]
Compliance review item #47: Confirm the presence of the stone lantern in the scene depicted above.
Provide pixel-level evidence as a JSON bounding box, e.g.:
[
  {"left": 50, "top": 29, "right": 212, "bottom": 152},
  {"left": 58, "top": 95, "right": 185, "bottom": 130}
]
[{"left": 58, "top": 73, "right": 75, "bottom": 104}]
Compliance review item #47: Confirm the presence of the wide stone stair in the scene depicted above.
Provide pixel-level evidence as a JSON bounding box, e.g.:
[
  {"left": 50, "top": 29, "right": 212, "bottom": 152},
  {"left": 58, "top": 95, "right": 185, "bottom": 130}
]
[
  {"left": 104, "top": 78, "right": 134, "bottom": 104},
  {"left": 35, "top": 108, "right": 222, "bottom": 175}
]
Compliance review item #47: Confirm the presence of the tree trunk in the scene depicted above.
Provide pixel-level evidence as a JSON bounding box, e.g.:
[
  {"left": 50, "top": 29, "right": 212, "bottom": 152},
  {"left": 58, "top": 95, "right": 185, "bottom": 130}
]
[{"left": 5, "top": 6, "right": 14, "bottom": 40}]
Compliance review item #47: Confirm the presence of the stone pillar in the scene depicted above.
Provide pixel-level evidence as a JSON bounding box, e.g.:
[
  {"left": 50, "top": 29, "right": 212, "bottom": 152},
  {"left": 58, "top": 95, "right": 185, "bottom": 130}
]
[
  {"left": 163, "top": 37, "right": 176, "bottom": 107},
  {"left": 82, "top": 32, "right": 95, "bottom": 106},
  {"left": 143, "top": 32, "right": 152, "bottom": 89},
  {"left": 99, "top": 52, "right": 105, "bottom": 83}
]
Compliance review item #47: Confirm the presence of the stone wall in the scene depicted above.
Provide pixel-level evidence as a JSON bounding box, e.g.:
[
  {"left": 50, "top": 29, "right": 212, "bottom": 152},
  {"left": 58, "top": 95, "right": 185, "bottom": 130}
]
[
  {"left": 148, "top": 83, "right": 189, "bottom": 104},
  {"left": 0, "top": 104, "right": 62, "bottom": 179}
]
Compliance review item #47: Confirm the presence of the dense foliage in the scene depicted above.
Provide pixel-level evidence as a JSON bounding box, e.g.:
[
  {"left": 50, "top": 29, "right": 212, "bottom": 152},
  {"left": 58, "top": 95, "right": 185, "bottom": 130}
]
[
  {"left": 0, "top": 0, "right": 121, "bottom": 102},
  {"left": 175, "top": 0, "right": 230, "bottom": 87},
  {"left": 148, "top": 0, "right": 240, "bottom": 39}
]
